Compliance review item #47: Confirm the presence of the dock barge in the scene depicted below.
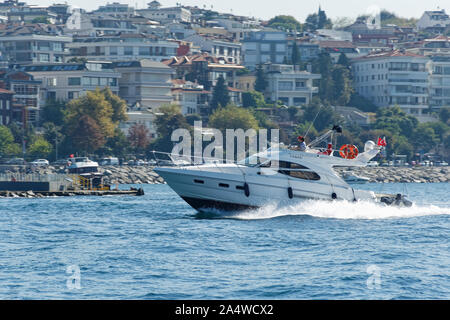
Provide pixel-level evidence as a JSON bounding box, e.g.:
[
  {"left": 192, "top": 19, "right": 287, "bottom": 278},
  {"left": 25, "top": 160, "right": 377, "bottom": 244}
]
[{"left": 0, "top": 172, "right": 144, "bottom": 198}]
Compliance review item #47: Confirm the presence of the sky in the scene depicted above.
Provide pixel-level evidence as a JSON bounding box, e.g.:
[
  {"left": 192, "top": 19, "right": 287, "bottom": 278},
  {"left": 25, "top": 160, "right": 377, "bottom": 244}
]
[{"left": 34, "top": 0, "right": 448, "bottom": 22}]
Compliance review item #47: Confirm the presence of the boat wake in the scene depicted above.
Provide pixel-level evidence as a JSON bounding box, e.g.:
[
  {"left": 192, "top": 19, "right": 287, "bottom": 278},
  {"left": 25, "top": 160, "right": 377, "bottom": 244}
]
[{"left": 200, "top": 200, "right": 450, "bottom": 221}]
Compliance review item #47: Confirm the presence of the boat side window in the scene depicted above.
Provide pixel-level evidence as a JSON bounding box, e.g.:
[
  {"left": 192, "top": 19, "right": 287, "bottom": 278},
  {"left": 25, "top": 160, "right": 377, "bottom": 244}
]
[{"left": 277, "top": 161, "right": 320, "bottom": 181}]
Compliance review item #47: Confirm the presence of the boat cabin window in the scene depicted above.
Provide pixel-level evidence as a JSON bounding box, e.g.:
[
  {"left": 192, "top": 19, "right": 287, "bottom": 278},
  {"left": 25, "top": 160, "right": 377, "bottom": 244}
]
[
  {"left": 275, "top": 161, "right": 321, "bottom": 181},
  {"left": 238, "top": 156, "right": 270, "bottom": 167}
]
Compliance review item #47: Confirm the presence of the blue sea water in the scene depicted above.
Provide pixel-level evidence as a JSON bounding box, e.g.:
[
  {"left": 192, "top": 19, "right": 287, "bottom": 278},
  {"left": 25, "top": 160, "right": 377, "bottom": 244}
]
[{"left": 0, "top": 182, "right": 449, "bottom": 300}]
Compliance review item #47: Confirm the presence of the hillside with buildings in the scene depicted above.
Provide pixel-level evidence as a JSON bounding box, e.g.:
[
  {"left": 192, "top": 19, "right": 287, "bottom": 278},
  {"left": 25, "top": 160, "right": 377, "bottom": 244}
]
[{"left": 0, "top": 0, "right": 448, "bottom": 163}]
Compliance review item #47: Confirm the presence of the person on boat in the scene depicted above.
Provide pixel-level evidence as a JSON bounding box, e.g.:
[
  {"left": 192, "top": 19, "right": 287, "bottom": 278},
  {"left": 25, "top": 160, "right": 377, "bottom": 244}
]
[{"left": 297, "top": 136, "right": 307, "bottom": 151}]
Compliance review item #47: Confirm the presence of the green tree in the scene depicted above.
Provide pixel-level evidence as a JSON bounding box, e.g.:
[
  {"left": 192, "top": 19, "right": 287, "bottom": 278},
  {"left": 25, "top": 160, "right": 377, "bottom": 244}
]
[
  {"left": 291, "top": 40, "right": 301, "bottom": 67},
  {"left": 128, "top": 123, "right": 151, "bottom": 154},
  {"left": 41, "top": 99, "right": 66, "bottom": 126},
  {"left": 337, "top": 53, "right": 350, "bottom": 68},
  {"left": 318, "top": 7, "right": 332, "bottom": 29},
  {"left": 242, "top": 90, "right": 266, "bottom": 108},
  {"left": 254, "top": 64, "right": 267, "bottom": 93},
  {"left": 374, "top": 106, "right": 418, "bottom": 137},
  {"left": 305, "top": 7, "right": 333, "bottom": 31},
  {"left": 0, "top": 125, "right": 21, "bottom": 156},
  {"left": 100, "top": 128, "right": 130, "bottom": 159},
  {"left": 210, "top": 76, "right": 229, "bottom": 110},
  {"left": 70, "top": 115, "right": 106, "bottom": 154},
  {"left": 348, "top": 93, "right": 377, "bottom": 112},
  {"left": 101, "top": 87, "right": 128, "bottom": 124},
  {"left": 65, "top": 88, "right": 116, "bottom": 141},
  {"left": 267, "top": 15, "right": 302, "bottom": 32},
  {"left": 331, "top": 65, "right": 353, "bottom": 105},
  {"left": 185, "top": 114, "right": 202, "bottom": 126},
  {"left": 151, "top": 104, "right": 191, "bottom": 153},
  {"left": 439, "top": 107, "right": 450, "bottom": 124},
  {"left": 27, "top": 136, "right": 52, "bottom": 159},
  {"left": 42, "top": 122, "right": 64, "bottom": 160},
  {"left": 302, "top": 99, "right": 341, "bottom": 132},
  {"left": 208, "top": 104, "right": 259, "bottom": 132}
]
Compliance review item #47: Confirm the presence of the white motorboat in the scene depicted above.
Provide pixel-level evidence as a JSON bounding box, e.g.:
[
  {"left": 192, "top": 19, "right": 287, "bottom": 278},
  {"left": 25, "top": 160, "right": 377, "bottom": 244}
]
[
  {"left": 67, "top": 157, "right": 99, "bottom": 175},
  {"left": 154, "top": 129, "right": 412, "bottom": 212}
]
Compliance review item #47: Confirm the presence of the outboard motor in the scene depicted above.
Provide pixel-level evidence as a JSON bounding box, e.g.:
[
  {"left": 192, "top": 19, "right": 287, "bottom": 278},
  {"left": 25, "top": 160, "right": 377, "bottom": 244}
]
[{"left": 381, "top": 194, "right": 412, "bottom": 207}]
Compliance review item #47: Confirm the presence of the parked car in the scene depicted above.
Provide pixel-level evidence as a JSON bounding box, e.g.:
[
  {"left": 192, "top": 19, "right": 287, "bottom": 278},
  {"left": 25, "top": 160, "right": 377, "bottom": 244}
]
[
  {"left": 367, "top": 161, "right": 379, "bottom": 167},
  {"left": 31, "top": 159, "right": 49, "bottom": 167},
  {"left": 6, "top": 158, "right": 26, "bottom": 165}
]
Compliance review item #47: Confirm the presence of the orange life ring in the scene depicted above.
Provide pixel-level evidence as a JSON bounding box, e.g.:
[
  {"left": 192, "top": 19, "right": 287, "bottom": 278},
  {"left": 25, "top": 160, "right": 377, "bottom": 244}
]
[{"left": 339, "top": 144, "right": 359, "bottom": 159}]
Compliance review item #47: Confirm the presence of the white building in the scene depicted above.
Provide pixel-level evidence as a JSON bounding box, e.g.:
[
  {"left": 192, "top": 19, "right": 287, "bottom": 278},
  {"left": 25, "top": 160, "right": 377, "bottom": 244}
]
[
  {"left": 114, "top": 59, "right": 174, "bottom": 137},
  {"left": 119, "top": 108, "right": 157, "bottom": 138},
  {"left": 113, "top": 59, "right": 174, "bottom": 112},
  {"left": 243, "top": 30, "right": 288, "bottom": 70},
  {"left": 137, "top": 1, "right": 191, "bottom": 24},
  {"left": 417, "top": 10, "right": 450, "bottom": 33},
  {"left": 215, "top": 18, "right": 261, "bottom": 42},
  {"left": 428, "top": 54, "right": 450, "bottom": 111},
  {"left": 264, "top": 63, "right": 320, "bottom": 107},
  {"left": 7, "top": 5, "right": 57, "bottom": 24},
  {"left": 172, "top": 80, "right": 209, "bottom": 115},
  {"left": 66, "top": 34, "right": 178, "bottom": 62},
  {"left": 352, "top": 50, "right": 430, "bottom": 116},
  {"left": 0, "top": 24, "right": 72, "bottom": 64},
  {"left": 184, "top": 34, "right": 242, "bottom": 64},
  {"left": 20, "top": 61, "right": 120, "bottom": 103}
]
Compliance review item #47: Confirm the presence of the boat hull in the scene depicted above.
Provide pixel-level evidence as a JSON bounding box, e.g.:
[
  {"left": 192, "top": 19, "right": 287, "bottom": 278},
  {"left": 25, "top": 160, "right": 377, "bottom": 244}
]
[{"left": 154, "top": 165, "right": 377, "bottom": 212}]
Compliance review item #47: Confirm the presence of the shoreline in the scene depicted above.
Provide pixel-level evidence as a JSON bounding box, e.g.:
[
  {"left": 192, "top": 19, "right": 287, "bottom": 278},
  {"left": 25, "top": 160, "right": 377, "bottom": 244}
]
[{"left": 0, "top": 164, "right": 449, "bottom": 185}]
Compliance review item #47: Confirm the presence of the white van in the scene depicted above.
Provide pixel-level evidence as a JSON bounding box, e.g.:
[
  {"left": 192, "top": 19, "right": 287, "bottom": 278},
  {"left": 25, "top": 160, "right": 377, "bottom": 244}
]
[{"left": 100, "top": 157, "right": 119, "bottom": 166}]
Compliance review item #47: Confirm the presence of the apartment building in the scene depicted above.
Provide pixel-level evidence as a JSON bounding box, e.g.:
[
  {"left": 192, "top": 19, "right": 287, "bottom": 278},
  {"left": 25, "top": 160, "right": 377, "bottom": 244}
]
[
  {"left": 243, "top": 30, "right": 288, "bottom": 70},
  {"left": 66, "top": 33, "right": 178, "bottom": 62},
  {"left": 20, "top": 61, "right": 120, "bottom": 102},
  {"left": 7, "top": 5, "right": 57, "bottom": 24},
  {"left": 417, "top": 10, "right": 450, "bottom": 34},
  {"left": 183, "top": 34, "right": 242, "bottom": 64},
  {"left": 113, "top": 59, "right": 174, "bottom": 112},
  {"left": 0, "top": 70, "right": 41, "bottom": 126},
  {"left": 163, "top": 53, "right": 245, "bottom": 91},
  {"left": 428, "top": 54, "right": 450, "bottom": 111},
  {"left": 352, "top": 50, "right": 430, "bottom": 116},
  {"left": 0, "top": 24, "right": 72, "bottom": 64},
  {"left": 172, "top": 80, "right": 210, "bottom": 115},
  {"left": 137, "top": 1, "right": 191, "bottom": 24},
  {"left": 0, "top": 88, "right": 13, "bottom": 125},
  {"left": 264, "top": 63, "right": 321, "bottom": 107}
]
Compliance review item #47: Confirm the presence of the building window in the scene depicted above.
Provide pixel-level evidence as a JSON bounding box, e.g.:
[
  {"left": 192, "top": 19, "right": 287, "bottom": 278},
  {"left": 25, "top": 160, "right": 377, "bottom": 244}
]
[
  {"left": 68, "top": 77, "right": 81, "bottom": 86},
  {"left": 47, "top": 91, "right": 56, "bottom": 100},
  {"left": 68, "top": 91, "right": 79, "bottom": 100},
  {"left": 278, "top": 81, "right": 293, "bottom": 91},
  {"left": 295, "top": 81, "right": 305, "bottom": 88},
  {"left": 293, "top": 97, "right": 306, "bottom": 105},
  {"left": 39, "top": 54, "right": 50, "bottom": 62},
  {"left": 110, "top": 46, "right": 118, "bottom": 55},
  {"left": 124, "top": 46, "right": 133, "bottom": 55},
  {"left": 47, "top": 78, "right": 57, "bottom": 86}
]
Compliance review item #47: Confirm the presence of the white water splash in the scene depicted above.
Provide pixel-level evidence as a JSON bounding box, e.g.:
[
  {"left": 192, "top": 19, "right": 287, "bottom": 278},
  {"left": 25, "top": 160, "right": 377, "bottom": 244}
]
[{"left": 231, "top": 200, "right": 450, "bottom": 220}]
